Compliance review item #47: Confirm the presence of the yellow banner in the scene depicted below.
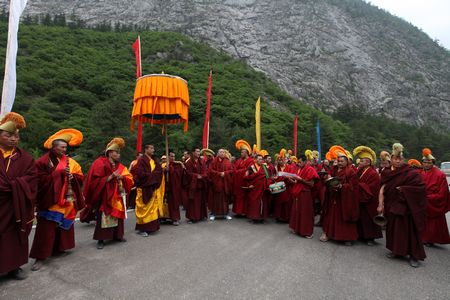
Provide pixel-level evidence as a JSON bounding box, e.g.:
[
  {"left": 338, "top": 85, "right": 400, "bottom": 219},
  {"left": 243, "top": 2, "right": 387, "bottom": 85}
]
[{"left": 255, "top": 96, "right": 261, "bottom": 151}]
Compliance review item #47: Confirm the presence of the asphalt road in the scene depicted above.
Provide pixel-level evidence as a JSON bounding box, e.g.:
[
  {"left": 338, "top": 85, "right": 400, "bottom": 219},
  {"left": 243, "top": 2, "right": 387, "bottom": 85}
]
[{"left": 1, "top": 211, "right": 449, "bottom": 300}]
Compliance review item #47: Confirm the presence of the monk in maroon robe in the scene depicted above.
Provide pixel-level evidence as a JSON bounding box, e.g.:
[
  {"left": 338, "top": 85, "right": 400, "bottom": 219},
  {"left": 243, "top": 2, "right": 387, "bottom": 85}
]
[
  {"left": 378, "top": 143, "right": 426, "bottom": 267},
  {"left": 320, "top": 154, "right": 359, "bottom": 245},
  {"left": 232, "top": 148, "right": 254, "bottom": 216},
  {"left": 356, "top": 157, "right": 382, "bottom": 245},
  {"left": 0, "top": 113, "right": 38, "bottom": 280},
  {"left": 132, "top": 145, "right": 163, "bottom": 235},
  {"left": 208, "top": 149, "right": 234, "bottom": 220},
  {"left": 273, "top": 156, "right": 293, "bottom": 222},
  {"left": 81, "top": 138, "right": 133, "bottom": 249},
  {"left": 185, "top": 148, "right": 208, "bottom": 223},
  {"left": 289, "top": 155, "right": 319, "bottom": 237},
  {"left": 420, "top": 152, "right": 450, "bottom": 245},
  {"left": 165, "top": 151, "right": 185, "bottom": 225},
  {"left": 264, "top": 155, "right": 276, "bottom": 215},
  {"left": 244, "top": 154, "right": 270, "bottom": 222},
  {"left": 30, "top": 132, "right": 84, "bottom": 271}
]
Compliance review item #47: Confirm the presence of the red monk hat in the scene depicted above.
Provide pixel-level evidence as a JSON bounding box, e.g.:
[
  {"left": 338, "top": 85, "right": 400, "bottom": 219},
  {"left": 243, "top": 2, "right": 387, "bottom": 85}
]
[
  {"left": 44, "top": 128, "right": 83, "bottom": 149},
  {"left": 235, "top": 139, "right": 251, "bottom": 153},
  {"left": 0, "top": 112, "right": 26, "bottom": 133},
  {"left": 422, "top": 148, "right": 435, "bottom": 162},
  {"left": 106, "top": 137, "right": 125, "bottom": 153}
]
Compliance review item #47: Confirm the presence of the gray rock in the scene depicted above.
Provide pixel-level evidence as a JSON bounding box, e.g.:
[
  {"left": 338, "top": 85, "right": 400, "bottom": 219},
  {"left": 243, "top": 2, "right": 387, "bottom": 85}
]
[{"left": 2, "top": 0, "right": 449, "bottom": 130}]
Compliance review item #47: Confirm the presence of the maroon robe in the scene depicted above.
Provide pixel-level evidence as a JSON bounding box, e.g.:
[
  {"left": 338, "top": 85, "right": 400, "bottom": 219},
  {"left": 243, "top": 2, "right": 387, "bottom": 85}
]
[
  {"left": 185, "top": 158, "right": 208, "bottom": 221},
  {"left": 289, "top": 164, "right": 319, "bottom": 236},
  {"left": 0, "top": 148, "right": 37, "bottom": 273},
  {"left": 322, "top": 166, "right": 360, "bottom": 241},
  {"left": 209, "top": 157, "right": 234, "bottom": 216},
  {"left": 244, "top": 163, "right": 270, "bottom": 220},
  {"left": 81, "top": 156, "right": 133, "bottom": 241},
  {"left": 30, "top": 151, "right": 84, "bottom": 260},
  {"left": 273, "top": 164, "right": 294, "bottom": 222},
  {"left": 420, "top": 167, "right": 450, "bottom": 244},
  {"left": 167, "top": 162, "right": 185, "bottom": 221},
  {"left": 381, "top": 164, "right": 426, "bottom": 260},
  {"left": 356, "top": 166, "right": 383, "bottom": 240},
  {"left": 232, "top": 157, "right": 254, "bottom": 215},
  {"left": 131, "top": 155, "right": 163, "bottom": 232}
]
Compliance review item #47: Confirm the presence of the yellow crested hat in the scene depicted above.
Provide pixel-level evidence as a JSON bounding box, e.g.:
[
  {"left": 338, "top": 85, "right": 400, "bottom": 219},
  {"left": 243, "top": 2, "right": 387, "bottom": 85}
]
[
  {"left": 391, "top": 143, "right": 404, "bottom": 158},
  {"left": 305, "top": 149, "right": 314, "bottom": 161},
  {"left": 106, "top": 137, "right": 125, "bottom": 153},
  {"left": 44, "top": 128, "right": 83, "bottom": 149},
  {"left": 235, "top": 139, "right": 251, "bottom": 153},
  {"left": 329, "top": 145, "right": 347, "bottom": 159},
  {"left": 279, "top": 148, "right": 287, "bottom": 159},
  {"left": 312, "top": 150, "right": 319, "bottom": 159},
  {"left": 0, "top": 112, "right": 26, "bottom": 133},
  {"left": 291, "top": 156, "right": 298, "bottom": 163},
  {"left": 353, "top": 146, "right": 376, "bottom": 165},
  {"left": 223, "top": 149, "right": 232, "bottom": 160},
  {"left": 259, "top": 149, "right": 269, "bottom": 157},
  {"left": 201, "top": 148, "right": 215, "bottom": 157},
  {"left": 422, "top": 148, "right": 435, "bottom": 161},
  {"left": 408, "top": 159, "right": 422, "bottom": 168},
  {"left": 380, "top": 151, "right": 391, "bottom": 162}
]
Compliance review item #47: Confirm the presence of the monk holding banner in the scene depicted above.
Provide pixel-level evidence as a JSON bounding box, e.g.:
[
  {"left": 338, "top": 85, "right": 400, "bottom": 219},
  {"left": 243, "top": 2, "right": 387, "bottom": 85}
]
[
  {"left": 353, "top": 146, "right": 382, "bottom": 246},
  {"left": 30, "top": 129, "right": 84, "bottom": 271},
  {"left": 82, "top": 138, "right": 133, "bottom": 249},
  {"left": 0, "top": 113, "right": 37, "bottom": 280},
  {"left": 420, "top": 148, "right": 450, "bottom": 246},
  {"left": 132, "top": 144, "right": 164, "bottom": 236},
  {"left": 378, "top": 143, "right": 426, "bottom": 268}
]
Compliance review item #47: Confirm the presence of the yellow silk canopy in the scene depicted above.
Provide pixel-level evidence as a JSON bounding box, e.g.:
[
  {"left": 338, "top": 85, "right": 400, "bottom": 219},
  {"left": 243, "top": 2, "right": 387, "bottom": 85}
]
[{"left": 131, "top": 74, "right": 190, "bottom": 131}]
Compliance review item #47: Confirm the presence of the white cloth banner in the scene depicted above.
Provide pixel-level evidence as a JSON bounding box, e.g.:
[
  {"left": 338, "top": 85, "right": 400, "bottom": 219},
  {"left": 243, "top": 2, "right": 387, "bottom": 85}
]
[{"left": 1, "top": 0, "right": 28, "bottom": 117}]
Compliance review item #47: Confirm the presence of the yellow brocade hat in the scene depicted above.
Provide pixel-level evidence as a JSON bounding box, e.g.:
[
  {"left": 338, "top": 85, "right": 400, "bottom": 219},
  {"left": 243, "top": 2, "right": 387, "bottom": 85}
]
[
  {"left": 391, "top": 143, "right": 404, "bottom": 158},
  {"left": 0, "top": 112, "right": 26, "bottom": 133},
  {"left": 291, "top": 156, "right": 298, "bottom": 163},
  {"left": 223, "top": 149, "right": 232, "bottom": 160},
  {"left": 353, "top": 146, "right": 376, "bottom": 165},
  {"left": 312, "top": 150, "right": 319, "bottom": 159},
  {"left": 44, "top": 128, "right": 83, "bottom": 149},
  {"left": 106, "top": 137, "right": 125, "bottom": 153},
  {"left": 279, "top": 148, "right": 287, "bottom": 159},
  {"left": 422, "top": 148, "right": 435, "bottom": 161}
]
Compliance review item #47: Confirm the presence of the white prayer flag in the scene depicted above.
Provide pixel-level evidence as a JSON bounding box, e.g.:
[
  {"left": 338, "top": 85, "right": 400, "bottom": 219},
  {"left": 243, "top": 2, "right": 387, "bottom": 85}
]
[{"left": 1, "top": 0, "right": 28, "bottom": 117}]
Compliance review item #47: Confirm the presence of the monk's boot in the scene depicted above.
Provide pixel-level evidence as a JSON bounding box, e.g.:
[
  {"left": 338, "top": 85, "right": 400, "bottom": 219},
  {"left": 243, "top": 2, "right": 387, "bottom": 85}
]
[
  {"left": 409, "top": 257, "right": 420, "bottom": 268},
  {"left": 8, "top": 268, "right": 27, "bottom": 280},
  {"left": 31, "top": 260, "right": 44, "bottom": 271},
  {"left": 97, "top": 240, "right": 104, "bottom": 250}
]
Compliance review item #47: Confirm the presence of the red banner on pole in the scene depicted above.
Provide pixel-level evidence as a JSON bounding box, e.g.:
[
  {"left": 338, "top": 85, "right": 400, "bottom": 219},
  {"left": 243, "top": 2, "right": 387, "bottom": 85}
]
[
  {"left": 202, "top": 70, "right": 212, "bottom": 149},
  {"left": 293, "top": 113, "right": 298, "bottom": 157},
  {"left": 132, "top": 36, "right": 142, "bottom": 78}
]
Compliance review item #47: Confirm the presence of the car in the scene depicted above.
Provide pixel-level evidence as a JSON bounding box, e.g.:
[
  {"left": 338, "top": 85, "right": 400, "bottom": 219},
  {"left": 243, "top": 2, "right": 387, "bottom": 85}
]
[{"left": 440, "top": 161, "right": 450, "bottom": 176}]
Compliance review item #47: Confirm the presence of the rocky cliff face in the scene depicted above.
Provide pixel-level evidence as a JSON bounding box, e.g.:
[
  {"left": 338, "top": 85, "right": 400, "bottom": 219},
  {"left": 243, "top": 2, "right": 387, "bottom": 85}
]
[{"left": 2, "top": 0, "right": 450, "bottom": 130}]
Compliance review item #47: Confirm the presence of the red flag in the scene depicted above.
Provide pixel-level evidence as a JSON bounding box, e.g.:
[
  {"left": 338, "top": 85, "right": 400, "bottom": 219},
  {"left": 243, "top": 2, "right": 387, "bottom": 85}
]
[
  {"left": 293, "top": 113, "right": 298, "bottom": 157},
  {"left": 132, "top": 36, "right": 143, "bottom": 154},
  {"left": 202, "top": 70, "right": 212, "bottom": 149},
  {"left": 132, "top": 36, "right": 142, "bottom": 78}
]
